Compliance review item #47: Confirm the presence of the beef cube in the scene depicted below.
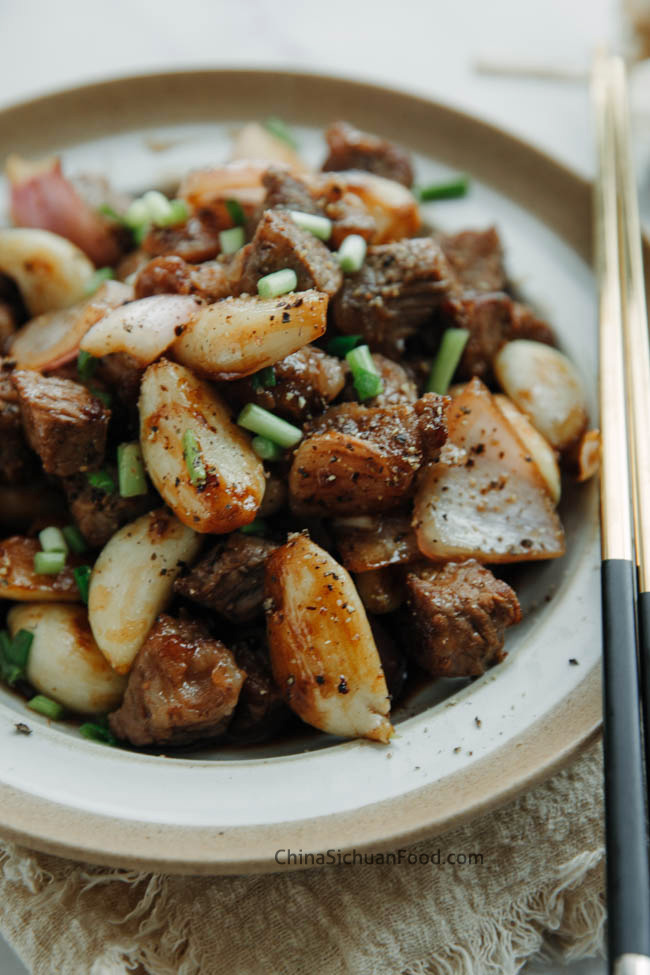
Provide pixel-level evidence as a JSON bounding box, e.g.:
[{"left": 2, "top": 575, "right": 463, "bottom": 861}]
[
  {"left": 289, "top": 396, "right": 447, "bottom": 516},
  {"left": 440, "top": 227, "right": 507, "bottom": 294},
  {"left": 63, "top": 471, "right": 155, "bottom": 548},
  {"left": 95, "top": 352, "right": 144, "bottom": 411},
  {"left": 331, "top": 238, "right": 451, "bottom": 356},
  {"left": 134, "top": 254, "right": 233, "bottom": 302},
  {"left": 441, "top": 292, "right": 556, "bottom": 381},
  {"left": 141, "top": 212, "right": 221, "bottom": 264},
  {"left": 263, "top": 165, "right": 321, "bottom": 215},
  {"left": 174, "top": 533, "right": 279, "bottom": 622},
  {"left": 0, "top": 302, "right": 16, "bottom": 350},
  {"left": 226, "top": 346, "right": 346, "bottom": 423},
  {"left": 404, "top": 560, "right": 521, "bottom": 677},
  {"left": 234, "top": 209, "right": 342, "bottom": 298},
  {"left": 322, "top": 121, "right": 414, "bottom": 188},
  {"left": 12, "top": 370, "right": 110, "bottom": 476},
  {"left": 227, "top": 630, "right": 291, "bottom": 743},
  {"left": 109, "top": 614, "right": 245, "bottom": 747},
  {"left": 0, "top": 359, "right": 37, "bottom": 484}
]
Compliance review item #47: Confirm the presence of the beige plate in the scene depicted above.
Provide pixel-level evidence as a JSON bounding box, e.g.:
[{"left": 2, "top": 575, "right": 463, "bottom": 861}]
[{"left": 0, "top": 70, "right": 605, "bottom": 875}]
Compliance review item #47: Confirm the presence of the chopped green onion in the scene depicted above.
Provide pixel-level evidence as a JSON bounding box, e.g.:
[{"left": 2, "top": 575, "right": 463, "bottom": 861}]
[
  {"left": 337, "top": 234, "right": 367, "bottom": 273},
  {"left": 34, "top": 551, "right": 66, "bottom": 575},
  {"left": 77, "top": 349, "right": 98, "bottom": 382},
  {"left": 62, "top": 525, "right": 87, "bottom": 555},
  {"left": 226, "top": 198, "right": 246, "bottom": 226},
  {"left": 237, "top": 403, "right": 302, "bottom": 448},
  {"left": 86, "top": 470, "right": 116, "bottom": 494},
  {"left": 124, "top": 197, "right": 150, "bottom": 229},
  {"left": 73, "top": 565, "right": 92, "bottom": 605},
  {"left": 182, "top": 430, "right": 207, "bottom": 486},
  {"left": 38, "top": 526, "right": 68, "bottom": 554},
  {"left": 219, "top": 226, "right": 245, "bottom": 255},
  {"left": 327, "top": 334, "right": 362, "bottom": 357},
  {"left": 240, "top": 518, "right": 269, "bottom": 536},
  {"left": 417, "top": 175, "right": 469, "bottom": 202},
  {"left": 133, "top": 222, "right": 150, "bottom": 245},
  {"left": 7, "top": 630, "right": 33, "bottom": 670},
  {"left": 157, "top": 198, "right": 188, "bottom": 227},
  {"left": 264, "top": 116, "right": 298, "bottom": 150},
  {"left": 289, "top": 210, "right": 332, "bottom": 241},
  {"left": 117, "top": 442, "right": 148, "bottom": 498},
  {"left": 257, "top": 268, "right": 297, "bottom": 298},
  {"left": 251, "top": 366, "right": 277, "bottom": 391},
  {"left": 79, "top": 721, "right": 118, "bottom": 746},
  {"left": 345, "top": 344, "right": 384, "bottom": 401},
  {"left": 84, "top": 267, "right": 115, "bottom": 296},
  {"left": 98, "top": 203, "right": 122, "bottom": 222},
  {"left": 426, "top": 328, "right": 470, "bottom": 394},
  {"left": 28, "top": 695, "right": 64, "bottom": 720},
  {"left": 252, "top": 435, "right": 284, "bottom": 461}
]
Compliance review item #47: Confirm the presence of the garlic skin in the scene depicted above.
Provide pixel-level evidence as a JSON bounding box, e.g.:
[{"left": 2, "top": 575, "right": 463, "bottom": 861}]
[
  {"left": 265, "top": 533, "right": 393, "bottom": 743},
  {"left": 8, "top": 602, "right": 127, "bottom": 715}
]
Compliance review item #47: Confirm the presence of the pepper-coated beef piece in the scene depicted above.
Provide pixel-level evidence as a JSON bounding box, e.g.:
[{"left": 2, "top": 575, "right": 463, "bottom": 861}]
[
  {"left": 134, "top": 254, "right": 233, "bottom": 302},
  {"left": 404, "top": 560, "right": 521, "bottom": 677},
  {"left": 12, "top": 370, "right": 110, "bottom": 477},
  {"left": 174, "top": 533, "right": 279, "bottom": 622},
  {"left": 234, "top": 209, "right": 342, "bottom": 298},
  {"left": 62, "top": 471, "right": 155, "bottom": 549},
  {"left": 141, "top": 212, "right": 221, "bottom": 264},
  {"left": 227, "top": 631, "right": 291, "bottom": 743},
  {"left": 109, "top": 614, "right": 245, "bottom": 747},
  {"left": 440, "top": 227, "right": 507, "bottom": 294},
  {"left": 331, "top": 238, "right": 451, "bottom": 356},
  {"left": 0, "top": 358, "right": 36, "bottom": 484},
  {"left": 322, "top": 121, "right": 414, "bottom": 188}
]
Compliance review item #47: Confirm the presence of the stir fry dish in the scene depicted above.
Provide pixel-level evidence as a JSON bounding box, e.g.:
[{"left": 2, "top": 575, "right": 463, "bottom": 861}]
[{"left": 0, "top": 119, "right": 599, "bottom": 750}]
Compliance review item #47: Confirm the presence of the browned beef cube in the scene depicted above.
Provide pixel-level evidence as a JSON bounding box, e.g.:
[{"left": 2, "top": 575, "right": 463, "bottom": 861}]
[
  {"left": 0, "top": 302, "right": 16, "bottom": 349},
  {"left": 440, "top": 227, "right": 507, "bottom": 294},
  {"left": 109, "top": 615, "right": 246, "bottom": 747},
  {"left": 441, "top": 292, "right": 556, "bottom": 381},
  {"left": 134, "top": 254, "right": 233, "bottom": 302},
  {"left": 0, "top": 359, "right": 37, "bottom": 484},
  {"left": 141, "top": 212, "right": 221, "bottom": 264},
  {"left": 404, "top": 560, "right": 521, "bottom": 677},
  {"left": 322, "top": 121, "right": 414, "bottom": 188},
  {"left": 227, "top": 630, "right": 291, "bottom": 743},
  {"left": 63, "top": 471, "right": 155, "bottom": 548},
  {"left": 289, "top": 396, "right": 447, "bottom": 516},
  {"left": 234, "top": 210, "right": 342, "bottom": 298},
  {"left": 174, "top": 533, "right": 279, "bottom": 622},
  {"left": 226, "top": 346, "right": 346, "bottom": 423},
  {"left": 12, "top": 370, "right": 110, "bottom": 476},
  {"left": 331, "top": 238, "right": 451, "bottom": 356},
  {"left": 263, "top": 165, "right": 321, "bottom": 215},
  {"left": 95, "top": 352, "right": 145, "bottom": 410}
]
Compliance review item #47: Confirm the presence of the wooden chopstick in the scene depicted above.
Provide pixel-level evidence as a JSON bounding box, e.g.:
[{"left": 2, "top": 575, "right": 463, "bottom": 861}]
[{"left": 592, "top": 51, "right": 650, "bottom": 974}]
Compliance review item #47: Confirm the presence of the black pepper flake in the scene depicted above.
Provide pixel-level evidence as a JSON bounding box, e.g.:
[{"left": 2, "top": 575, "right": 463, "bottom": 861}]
[
  {"left": 520, "top": 538, "right": 533, "bottom": 549},
  {"left": 569, "top": 658, "right": 579, "bottom": 666},
  {"left": 315, "top": 675, "right": 325, "bottom": 685},
  {"left": 14, "top": 722, "right": 31, "bottom": 735},
  {"left": 338, "top": 677, "right": 349, "bottom": 694},
  {"left": 282, "top": 311, "right": 290, "bottom": 323},
  {"left": 474, "top": 717, "right": 482, "bottom": 728}
]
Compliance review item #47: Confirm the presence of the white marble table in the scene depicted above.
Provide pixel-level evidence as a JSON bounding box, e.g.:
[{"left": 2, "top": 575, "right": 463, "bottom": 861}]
[{"left": 0, "top": 0, "right": 622, "bottom": 970}]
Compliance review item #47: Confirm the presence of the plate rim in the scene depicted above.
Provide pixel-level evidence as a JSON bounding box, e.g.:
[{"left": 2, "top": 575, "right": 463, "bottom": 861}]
[{"left": 0, "top": 66, "right": 603, "bottom": 874}]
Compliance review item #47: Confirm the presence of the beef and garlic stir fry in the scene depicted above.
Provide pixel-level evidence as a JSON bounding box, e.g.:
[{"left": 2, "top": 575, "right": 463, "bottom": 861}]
[{"left": 0, "top": 119, "right": 598, "bottom": 749}]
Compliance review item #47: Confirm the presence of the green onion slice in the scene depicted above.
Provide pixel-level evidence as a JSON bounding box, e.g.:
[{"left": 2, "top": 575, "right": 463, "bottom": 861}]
[
  {"left": 84, "top": 266, "right": 115, "bottom": 296},
  {"left": 289, "top": 210, "right": 332, "bottom": 241},
  {"left": 327, "top": 334, "right": 362, "bottom": 357},
  {"left": 28, "top": 695, "right": 64, "bottom": 720},
  {"left": 86, "top": 470, "right": 116, "bottom": 494},
  {"left": 38, "top": 526, "right": 68, "bottom": 554},
  {"left": 263, "top": 116, "right": 298, "bottom": 150},
  {"left": 73, "top": 565, "right": 92, "bottom": 605},
  {"left": 182, "top": 430, "right": 207, "bottom": 486},
  {"left": 117, "top": 442, "right": 148, "bottom": 498},
  {"left": 62, "top": 525, "right": 87, "bottom": 554},
  {"left": 77, "top": 349, "right": 98, "bottom": 382},
  {"left": 237, "top": 403, "right": 302, "bottom": 448},
  {"left": 251, "top": 366, "right": 277, "bottom": 391},
  {"left": 79, "top": 721, "right": 118, "bottom": 745},
  {"left": 337, "top": 234, "right": 367, "bottom": 273},
  {"left": 219, "top": 226, "right": 245, "bottom": 255},
  {"left": 33, "top": 551, "right": 66, "bottom": 575},
  {"left": 226, "top": 198, "right": 246, "bottom": 226},
  {"left": 417, "top": 175, "right": 469, "bottom": 202},
  {"left": 426, "top": 328, "right": 470, "bottom": 394},
  {"left": 257, "top": 268, "right": 297, "bottom": 299},
  {"left": 252, "top": 435, "right": 284, "bottom": 461},
  {"left": 7, "top": 630, "right": 33, "bottom": 670},
  {"left": 157, "top": 198, "right": 188, "bottom": 227},
  {"left": 240, "top": 518, "right": 269, "bottom": 536},
  {"left": 345, "top": 344, "right": 384, "bottom": 401}
]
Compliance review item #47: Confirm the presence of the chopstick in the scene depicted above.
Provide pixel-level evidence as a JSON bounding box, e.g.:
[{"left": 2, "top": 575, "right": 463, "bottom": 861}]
[{"left": 593, "top": 52, "right": 650, "bottom": 973}]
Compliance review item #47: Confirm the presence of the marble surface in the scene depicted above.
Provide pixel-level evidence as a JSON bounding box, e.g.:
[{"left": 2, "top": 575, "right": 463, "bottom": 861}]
[{"left": 0, "top": 0, "right": 623, "bottom": 971}]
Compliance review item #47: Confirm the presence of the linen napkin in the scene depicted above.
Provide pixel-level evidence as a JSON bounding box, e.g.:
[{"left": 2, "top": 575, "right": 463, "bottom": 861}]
[{"left": 0, "top": 740, "right": 604, "bottom": 975}]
